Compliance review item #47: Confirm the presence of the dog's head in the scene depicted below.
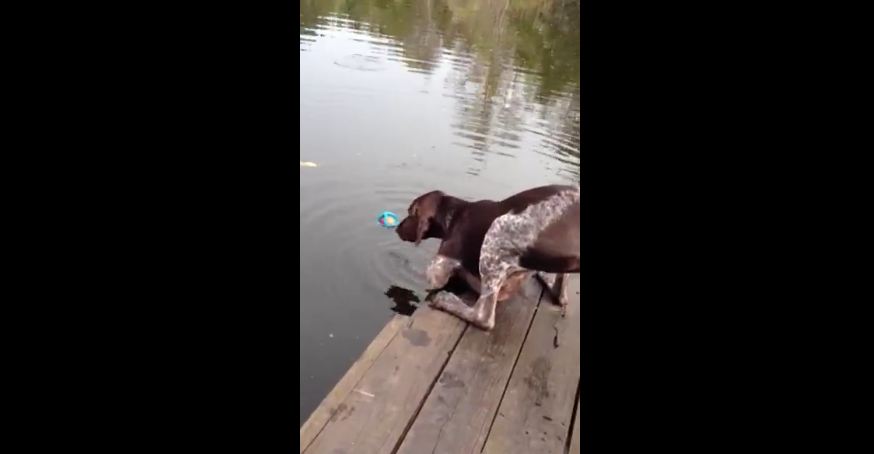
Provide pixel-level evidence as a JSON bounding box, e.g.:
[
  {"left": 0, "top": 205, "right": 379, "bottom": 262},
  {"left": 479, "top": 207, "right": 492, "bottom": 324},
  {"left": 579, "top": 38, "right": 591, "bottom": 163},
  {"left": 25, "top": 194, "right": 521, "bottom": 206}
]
[{"left": 397, "top": 190, "right": 445, "bottom": 245}]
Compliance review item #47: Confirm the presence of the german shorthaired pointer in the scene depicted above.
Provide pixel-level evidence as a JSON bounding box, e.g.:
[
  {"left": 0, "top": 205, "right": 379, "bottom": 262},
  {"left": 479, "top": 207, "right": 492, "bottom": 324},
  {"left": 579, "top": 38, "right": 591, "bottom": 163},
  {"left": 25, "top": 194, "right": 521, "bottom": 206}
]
[{"left": 396, "top": 185, "right": 580, "bottom": 330}]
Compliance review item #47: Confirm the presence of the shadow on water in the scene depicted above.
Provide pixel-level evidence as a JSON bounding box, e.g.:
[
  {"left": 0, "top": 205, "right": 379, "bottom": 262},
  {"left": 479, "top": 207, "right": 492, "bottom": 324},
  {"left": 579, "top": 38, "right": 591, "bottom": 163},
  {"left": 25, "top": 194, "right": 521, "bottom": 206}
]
[{"left": 300, "top": 0, "right": 580, "bottom": 427}]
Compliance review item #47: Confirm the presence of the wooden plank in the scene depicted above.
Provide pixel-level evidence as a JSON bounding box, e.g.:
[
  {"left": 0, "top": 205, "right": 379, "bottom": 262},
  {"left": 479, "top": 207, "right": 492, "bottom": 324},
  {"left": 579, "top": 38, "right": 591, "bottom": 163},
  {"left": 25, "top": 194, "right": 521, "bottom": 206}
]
[
  {"left": 300, "top": 315, "right": 408, "bottom": 453},
  {"left": 303, "top": 306, "right": 467, "bottom": 454},
  {"left": 483, "top": 276, "right": 581, "bottom": 454},
  {"left": 569, "top": 396, "right": 580, "bottom": 454},
  {"left": 397, "top": 281, "right": 543, "bottom": 454}
]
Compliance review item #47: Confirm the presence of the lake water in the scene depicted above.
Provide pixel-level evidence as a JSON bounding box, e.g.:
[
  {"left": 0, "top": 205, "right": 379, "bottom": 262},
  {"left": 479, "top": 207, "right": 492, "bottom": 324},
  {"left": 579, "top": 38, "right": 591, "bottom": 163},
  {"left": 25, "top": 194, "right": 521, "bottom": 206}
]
[{"left": 299, "top": 0, "right": 580, "bottom": 426}]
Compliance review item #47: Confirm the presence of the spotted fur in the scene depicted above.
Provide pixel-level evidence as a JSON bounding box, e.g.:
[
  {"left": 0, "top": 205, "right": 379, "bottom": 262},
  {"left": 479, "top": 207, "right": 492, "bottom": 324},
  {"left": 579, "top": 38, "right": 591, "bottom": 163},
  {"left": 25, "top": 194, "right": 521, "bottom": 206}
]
[
  {"left": 432, "top": 186, "right": 579, "bottom": 330},
  {"left": 426, "top": 255, "right": 461, "bottom": 290}
]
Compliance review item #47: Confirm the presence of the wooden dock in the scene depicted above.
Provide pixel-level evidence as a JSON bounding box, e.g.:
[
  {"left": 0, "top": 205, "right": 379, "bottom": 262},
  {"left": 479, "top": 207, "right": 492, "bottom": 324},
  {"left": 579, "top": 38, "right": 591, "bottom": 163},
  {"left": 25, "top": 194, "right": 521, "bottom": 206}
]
[{"left": 300, "top": 276, "right": 581, "bottom": 454}]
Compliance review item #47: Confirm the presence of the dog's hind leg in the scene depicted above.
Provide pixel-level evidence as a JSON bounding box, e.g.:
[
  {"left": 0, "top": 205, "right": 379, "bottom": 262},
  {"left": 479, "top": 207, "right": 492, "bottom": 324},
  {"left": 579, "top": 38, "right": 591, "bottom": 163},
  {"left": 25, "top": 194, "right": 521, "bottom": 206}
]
[
  {"left": 535, "top": 273, "right": 558, "bottom": 300},
  {"left": 536, "top": 272, "right": 556, "bottom": 288}
]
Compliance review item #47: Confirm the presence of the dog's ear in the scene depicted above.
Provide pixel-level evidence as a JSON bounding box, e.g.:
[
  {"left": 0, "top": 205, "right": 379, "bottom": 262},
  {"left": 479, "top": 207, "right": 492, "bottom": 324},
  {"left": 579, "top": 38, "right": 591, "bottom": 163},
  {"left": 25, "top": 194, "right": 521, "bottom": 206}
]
[{"left": 412, "top": 191, "right": 444, "bottom": 245}]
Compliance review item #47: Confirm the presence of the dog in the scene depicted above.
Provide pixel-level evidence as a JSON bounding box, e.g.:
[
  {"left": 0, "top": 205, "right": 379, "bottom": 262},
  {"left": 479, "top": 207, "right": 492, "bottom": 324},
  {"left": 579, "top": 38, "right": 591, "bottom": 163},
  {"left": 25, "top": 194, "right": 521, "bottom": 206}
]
[{"left": 396, "top": 185, "right": 580, "bottom": 330}]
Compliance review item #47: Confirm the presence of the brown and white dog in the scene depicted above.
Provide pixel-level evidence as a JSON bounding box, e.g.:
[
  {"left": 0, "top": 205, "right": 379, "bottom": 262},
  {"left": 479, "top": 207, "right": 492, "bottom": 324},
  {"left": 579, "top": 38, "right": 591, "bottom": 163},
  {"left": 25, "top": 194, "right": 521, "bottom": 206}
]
[{"left": 396, "top": 185, "right": 580, "bottom": 330}]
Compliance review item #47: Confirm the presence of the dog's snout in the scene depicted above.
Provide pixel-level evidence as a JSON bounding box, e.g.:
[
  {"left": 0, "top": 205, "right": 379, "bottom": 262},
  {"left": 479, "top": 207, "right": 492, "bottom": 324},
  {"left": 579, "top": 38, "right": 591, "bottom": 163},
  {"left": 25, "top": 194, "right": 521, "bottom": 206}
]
[
  {"left": 395, "top": 217, "right": 413, "bottom": 242},
  {"left": 395, "top": 218, "right": 406, "bottom": 238}
]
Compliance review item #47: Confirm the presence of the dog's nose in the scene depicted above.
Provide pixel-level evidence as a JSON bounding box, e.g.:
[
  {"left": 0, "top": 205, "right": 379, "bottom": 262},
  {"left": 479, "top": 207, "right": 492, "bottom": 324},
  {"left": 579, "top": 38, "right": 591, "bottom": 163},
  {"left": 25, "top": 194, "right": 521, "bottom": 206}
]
[{"left": 396, "top": 219, "right": 409, "bottom": 240}]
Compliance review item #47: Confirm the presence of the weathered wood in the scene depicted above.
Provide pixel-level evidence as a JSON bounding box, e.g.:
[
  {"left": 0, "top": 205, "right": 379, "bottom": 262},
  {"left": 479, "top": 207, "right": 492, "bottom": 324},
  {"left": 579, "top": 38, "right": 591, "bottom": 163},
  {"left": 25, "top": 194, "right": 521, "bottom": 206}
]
[
  {"left": 303, "top": 306, "right": 467, "bottom": 454},
  {"left": 569, "top": 396, "right": 580, "bottom": 454},
  {"left": 301, "top": 275, "right": 582, "bottom": 453},
  {"left": 397, "top": 281, "right": 543, "bottom": 454},
  {"left": 299, "top": 315, "right": 408, "bottom": 453},
  {"left": 483, "top": 276, "right": 581, "bottom": 454}
]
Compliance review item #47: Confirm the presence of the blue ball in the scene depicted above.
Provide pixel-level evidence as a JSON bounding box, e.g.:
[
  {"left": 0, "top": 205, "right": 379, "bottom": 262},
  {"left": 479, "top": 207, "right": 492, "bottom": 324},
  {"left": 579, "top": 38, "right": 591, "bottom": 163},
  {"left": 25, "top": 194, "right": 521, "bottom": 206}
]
[{"left": 378, "top": 211, "right": 400, "bottom": 228}]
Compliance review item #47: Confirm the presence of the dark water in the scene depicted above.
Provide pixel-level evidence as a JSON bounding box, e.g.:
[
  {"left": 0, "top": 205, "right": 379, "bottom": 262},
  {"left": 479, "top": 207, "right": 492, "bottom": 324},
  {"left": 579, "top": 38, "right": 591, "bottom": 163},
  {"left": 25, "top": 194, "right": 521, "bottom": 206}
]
[{"left": 299, "top": 0, "right": 580, "bottom": 426}]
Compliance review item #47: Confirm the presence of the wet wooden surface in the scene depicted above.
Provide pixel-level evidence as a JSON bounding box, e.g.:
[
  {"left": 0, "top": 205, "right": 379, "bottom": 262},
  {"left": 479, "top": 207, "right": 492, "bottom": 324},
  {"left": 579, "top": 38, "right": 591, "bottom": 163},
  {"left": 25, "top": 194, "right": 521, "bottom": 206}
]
[{"left": 301, "top": 276, "right": 581, "bottom": 454}]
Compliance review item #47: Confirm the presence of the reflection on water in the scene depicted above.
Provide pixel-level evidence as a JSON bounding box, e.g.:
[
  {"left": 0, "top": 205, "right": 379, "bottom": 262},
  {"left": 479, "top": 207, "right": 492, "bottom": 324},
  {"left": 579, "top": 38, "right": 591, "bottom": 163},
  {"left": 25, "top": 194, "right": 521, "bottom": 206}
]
[{"left": 299, "top": 0, "right": 580, "bottom": 426}]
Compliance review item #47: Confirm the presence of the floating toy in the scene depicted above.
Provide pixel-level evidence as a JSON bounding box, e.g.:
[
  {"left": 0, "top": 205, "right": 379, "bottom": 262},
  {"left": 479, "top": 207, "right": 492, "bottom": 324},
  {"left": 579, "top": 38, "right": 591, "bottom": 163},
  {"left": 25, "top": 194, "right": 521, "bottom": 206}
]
[{"left": 378, "top": 211, "right": 400, "bottom": 228}]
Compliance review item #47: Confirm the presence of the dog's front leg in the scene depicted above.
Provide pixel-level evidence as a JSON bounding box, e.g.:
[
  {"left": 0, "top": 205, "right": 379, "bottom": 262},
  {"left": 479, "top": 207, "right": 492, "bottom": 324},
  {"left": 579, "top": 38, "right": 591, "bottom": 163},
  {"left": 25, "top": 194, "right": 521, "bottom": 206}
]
[
  {"left": 432, "top": 273, "right": 504, "bottom": 331},
  {"left": 430, "top": 291, "right": 475, "bottom": 320},
  {"left": 430, "top": 289, "right": 500, "bottom": 331},
  {"left": 425, "top": 255, "right": 462, "bottom": 291}
]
